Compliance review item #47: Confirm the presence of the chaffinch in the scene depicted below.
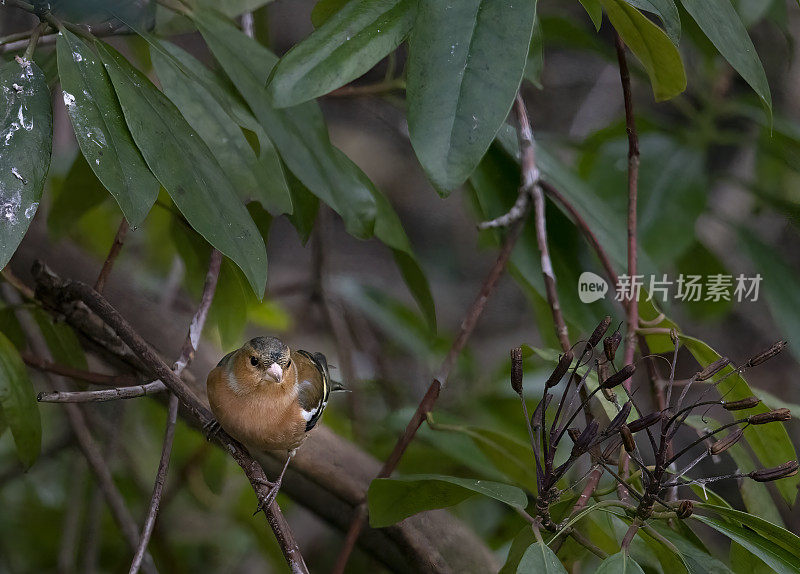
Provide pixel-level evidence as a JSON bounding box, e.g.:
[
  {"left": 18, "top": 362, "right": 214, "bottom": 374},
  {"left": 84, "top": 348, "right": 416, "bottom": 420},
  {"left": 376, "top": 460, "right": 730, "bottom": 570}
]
[{"left": 206, "top": 336, "right": 341, "bottom": 507}]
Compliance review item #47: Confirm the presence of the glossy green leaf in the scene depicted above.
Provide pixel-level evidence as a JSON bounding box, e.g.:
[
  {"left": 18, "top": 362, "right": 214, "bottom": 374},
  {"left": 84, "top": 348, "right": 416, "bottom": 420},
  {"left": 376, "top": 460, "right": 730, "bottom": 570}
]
[
  {"left": 625, "top": 0, "right": 681, "bottom": 44},
  {"left": 739, "top": 229, "right": 800, "bottom": 364},
  {"left": 0, "top": 57, "right": 52, "bottom": 271},
  {"left": 56, "top": 29, "right": 159, "bottom": 227},
  {"left": 696, "top": 504, "right": 800, "bottom": 560},
  {"left": 517, "top": 539, "right": 568, "bottom": 573},
  {"left": 407, "top": 0, "right": 537, "bottom": 193},
  {"left": 599, "top": 0, "right": 687, "bottom": 100},
  {"left": 692, "top": 514, "right": 798, "bottom": 574},
  {"left": 367, "top": 474, "right": 527, "bottom": 527},
  {"left": 0, "top": 304, "right": 25, "bottom": 350},
  {"left": 579, "top": 0, "right": 603, "bottom": 29},
  {"left": 194, "top": 8, "right": 377, "bottom": 238},
  {"left": 730, "top": 542, "right": 773, "bottom": 574},
  {"left": 195, "top": 9, "right": 435, "bottom": 328},
  {"left": 32, "top": 309, "right": 87, "bottom": 370},
  {"left": 679, "top": 0, "right": 771, "bottom": 121},
  {"left": 596, "top": 552, "right": 646, "bottom": 573},
  {"left": 643, "top": 522, "right": 732, "bottom": 574},
  {"left": 48, "top": 153, "right": 109, "bottom": 238},
  {"left": 0, "top": 331, "right": 40, "bottom": 468},
  {"left": 267, "top": 0, "right": 414, "bottom": 107},
  {"left": 96, "top": 41, "right": 267, "bottom": 297},
  {"left": 150, "top": 41, "right": 291, "bottom": 215},
  {"left": 311, "top": 0, "right": 351, "bottom": 27}
]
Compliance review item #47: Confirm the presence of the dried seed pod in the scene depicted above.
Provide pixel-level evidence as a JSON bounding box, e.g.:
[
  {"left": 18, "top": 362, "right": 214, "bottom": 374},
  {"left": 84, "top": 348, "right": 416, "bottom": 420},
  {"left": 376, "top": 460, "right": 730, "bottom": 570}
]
[
  {"left": 748, "top": 408, "right": 791, "bottom": 425},
  {"left": 571, "top": 420, "right": 599, "bottom": 456},
  {"left": 602, "top": 435, "right": 623, "bottom": 462},
  {"left": 745, "top": 341, "right": 788, "bottom": 368},
  {"left": 696, "top": 357, "right": 731, "bottom": 382},
  {"left": 510, "top": 347, "right": 524, "bottom": 396},
  {"left": 676, "top": 500, "right": 693, "bottom": 519},
  {"left": 545, "top": 350, "right": 574, "bottom": 389},
  {"left": 588, "top": 316, "right": 612, "bottom": 348},
  {"left": 601, "top": 364, "right": 636, "bottom": 389},
  {"left": 567, "top": 428, "right": 581, "bottom": 443},
  {"left": 620, "top": 424, "right": 636, "bottom": 452},
  {"left": 709, "top": 428, "right": 744, "bottom": 455},
  {"left": 531, "top": 394, "right": 553, "bottom": 430},
  {"left": 627, "top": 411, "right": 661, "bottom": 433},
  {"left": 722, "top": 397, "right": 760, "bottom": 411},
  {"left": 606, "top": 401, "right": 632, "bottom": 435},
  {"left": 750, "top": 461, "right": 799, "bottom": 482},
  {"left": 604, "top": 331, "right": 622, "bottom": 362}
]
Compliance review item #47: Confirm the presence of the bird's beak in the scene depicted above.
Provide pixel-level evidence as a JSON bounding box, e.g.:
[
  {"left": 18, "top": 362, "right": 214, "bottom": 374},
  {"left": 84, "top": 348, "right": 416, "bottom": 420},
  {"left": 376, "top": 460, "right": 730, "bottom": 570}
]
[{"left": 266, "top": 362, "right": 283, "bottom": 383}]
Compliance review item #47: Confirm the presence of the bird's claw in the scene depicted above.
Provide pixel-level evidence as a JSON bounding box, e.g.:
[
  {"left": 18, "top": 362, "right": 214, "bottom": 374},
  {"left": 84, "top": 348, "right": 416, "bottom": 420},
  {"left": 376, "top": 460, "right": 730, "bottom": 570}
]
[
  {"left": 203, "top": 419, "right": 221, "bottom": 441},
  {"left": 253, "top": 480, "right": 283, "bottom": 516}
]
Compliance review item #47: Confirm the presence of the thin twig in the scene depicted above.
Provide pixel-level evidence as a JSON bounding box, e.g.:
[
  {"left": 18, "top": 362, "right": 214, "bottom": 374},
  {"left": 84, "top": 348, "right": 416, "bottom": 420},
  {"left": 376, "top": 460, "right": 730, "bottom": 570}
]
[
  {"left": 331, "top": 191, "right": 529, "bottom": 574},
  {"left": 38, "top": 380, "right": 165, "bottom": 403},
  {"left": 130, "top": 249, "right": 221, "bottom": 573},
  {"left": 95, "top": 218, "right": 129, "bottom": 293},
  {"left": 613, "top": 31, "right": 640, "bottom": 368},
  {"left": 23, "top": 353, "right": 140, "bottom": 386}
]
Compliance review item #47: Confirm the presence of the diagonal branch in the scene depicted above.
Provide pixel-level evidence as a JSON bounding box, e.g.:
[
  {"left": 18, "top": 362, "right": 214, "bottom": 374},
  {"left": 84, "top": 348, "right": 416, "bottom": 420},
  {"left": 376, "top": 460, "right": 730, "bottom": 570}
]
[
  {"left": 31, "top": 261, "right": 310, "bottom": 574},
  {"left": 129, "top": 249, "right": 222, "bottom": 574},
  {"left": 95, "top": 218, "right": 129, "bottom": 294}
]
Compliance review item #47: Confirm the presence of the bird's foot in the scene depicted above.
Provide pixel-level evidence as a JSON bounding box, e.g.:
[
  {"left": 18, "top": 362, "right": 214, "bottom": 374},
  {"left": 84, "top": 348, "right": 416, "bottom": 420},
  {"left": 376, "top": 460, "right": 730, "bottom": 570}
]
[
  {"left": 253, "top": 478, "right": 283, "bottom": 516},
  {"left": 203, "top": 419, "right": 221, "bottom": 441}
]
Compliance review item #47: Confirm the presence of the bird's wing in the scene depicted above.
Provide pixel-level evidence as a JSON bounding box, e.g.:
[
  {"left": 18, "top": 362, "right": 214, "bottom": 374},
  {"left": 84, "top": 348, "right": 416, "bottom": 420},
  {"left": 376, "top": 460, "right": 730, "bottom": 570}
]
[{"left": 295, "top": 350, "right": 330, "bottom": 432}]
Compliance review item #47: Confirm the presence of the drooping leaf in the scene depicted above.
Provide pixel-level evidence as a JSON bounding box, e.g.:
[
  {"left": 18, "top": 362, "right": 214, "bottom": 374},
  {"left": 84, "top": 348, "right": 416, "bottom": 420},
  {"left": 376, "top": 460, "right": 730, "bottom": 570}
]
[
  {"left": 625, "top": 0, "right": 681, "bottom": 44},
  {"left": 311, "top": 0, "right": 351, "bottom": 27},
  {"left": 367, "top": 474, "right": 527, "bottom": 527},
  {"left": 267, "top": 0, "right": 415, "bottom": 107},
  {"left": 598, "top": 0, "right": 687, "bottom": 100},
  {"left": 692, "top": 513, "right": 799, "bottom": 574},
  {"left": 596, "top": 552, "right": 646, "bottom": 573},
  {"left": 642, "top": 522, "right": 733, "bottom": 574},
  {"left": 56, "top": 29, "right": 159, "bottom": 227},
  {"left": 407, "top": 0, "right": 537, "bottom": 193},
  {"left": 579, "top": 0, "right": 603, "bottom": 30},
  {"left": 195, "top": 9, "right": 435, "bottom": 328},
  {"left": 0, "top": 57, "right": 52, "bottom": 270},
  {"left": 150, "top": 41, "right": 291, "bottom": 215},
  {"left": 679, "top": 0, "right": 771, "bottom": 122},
  {"left": 0, "top": 331, "right": 41, "bottom": 468},
  {"left": 187, "top": 0, "right": 274, "bottom": 17},
  {"left": 517, "top": 538, "right": 568, "bottom": 573},
  {"left": 96, "top": 40, "right": 267, "bottom": 297},
  {"left": 730, "top": 542, "right": 774, "bottom": 574},
  {"left": 194, "top": 8, "right": 377, "bottom": 239}
]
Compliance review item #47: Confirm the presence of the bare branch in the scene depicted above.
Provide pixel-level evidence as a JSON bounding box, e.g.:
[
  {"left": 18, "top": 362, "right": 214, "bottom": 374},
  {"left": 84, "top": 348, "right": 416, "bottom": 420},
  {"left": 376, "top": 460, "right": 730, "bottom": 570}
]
[{"left": 95, "top": 218, "right": 129, "bottom": 294}]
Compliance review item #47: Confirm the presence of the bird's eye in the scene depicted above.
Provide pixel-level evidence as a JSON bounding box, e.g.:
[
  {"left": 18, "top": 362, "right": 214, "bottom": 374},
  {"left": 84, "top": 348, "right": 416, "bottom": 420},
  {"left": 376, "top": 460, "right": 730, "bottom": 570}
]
[
  {"left": 250, "top": 356, "right": 258, "bottom": 367},
  {"left": 286, "top": 358, "right": 292, "bottom": 369}
]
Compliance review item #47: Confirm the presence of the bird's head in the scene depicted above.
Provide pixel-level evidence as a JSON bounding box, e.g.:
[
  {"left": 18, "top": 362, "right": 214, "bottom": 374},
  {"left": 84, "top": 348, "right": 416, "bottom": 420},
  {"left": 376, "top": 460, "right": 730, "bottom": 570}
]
[{"left": 242, "top": 336, "right": 292, "bottom": 384}]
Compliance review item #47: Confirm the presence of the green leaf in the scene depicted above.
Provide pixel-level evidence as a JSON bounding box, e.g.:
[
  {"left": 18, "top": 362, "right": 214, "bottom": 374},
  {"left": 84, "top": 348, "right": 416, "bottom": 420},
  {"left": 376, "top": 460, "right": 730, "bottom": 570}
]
[
  {"left": 195, "top": 9, "right": 435, "bottom": 328},
  {"left": 692, "top": 513, "right": 799, "bottom": 574},
  {"left": 517, "top": 538, "right": 568, "bottom": 573},
  {"left": 407, "top": 0, "right": 537, "bottom": 193},
  {"left": 598, "top": 0, "right": 687, "bottom": 100},
  {"left": 311, "top": 0, "right": 351, "bottom": 27},
  {"left": 96, "top": 40, "right": 267, "bottom": 297},
  {"left": 0, "top": 304, "right": 25, "bottom": 350},
  {"left": 696, "top": 504, "right": 800, "bottom": 560},
  {"left": 739, "top": 229, "right": 800, "bottom": 364},
  {"left": 0, "top": 331, "right": 41, "bottom": 468},
  {"left": 679, "top": 0, "right": 771, "bottom": 122},
  {"left": 730, "top": 542, "right": 774, "bottom": 574},
  {"left": 596, "top": 552, "right": 646, "bottom": 573},
  {"left": 56, "top": 29, "right": 159, "bottom": 227},
  {"left": 188, "top": 0, "right": 274, "bottom": 17},
  {"left": 194, "top": 8, "right": 377, "bottom": 239},
  {"left": 267, "top": 0, "right": 415, "bottom": 107},
  {"left": 0, "top": 57, "right": 52, "bottom": 271},
  {"left": 579, "top": 0, "right": 603, "bottom": 30},
  {"left": 48, "top": 153, "right": 109, "bottom": 238},
  {"left": 150, "top": 41, "right": 291, "bottom": 215},
  {"left": 367, "top": 474, "right": 527, "bottom": 527},
  {"left": 643, "top": 522, "right": 733, "bottom": 574},
  {"left": 625, "top": 0, "right": 681, "bottom": 44},
  {"left": 523, "top": 16, "right": 544, "bottom": 88}
]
